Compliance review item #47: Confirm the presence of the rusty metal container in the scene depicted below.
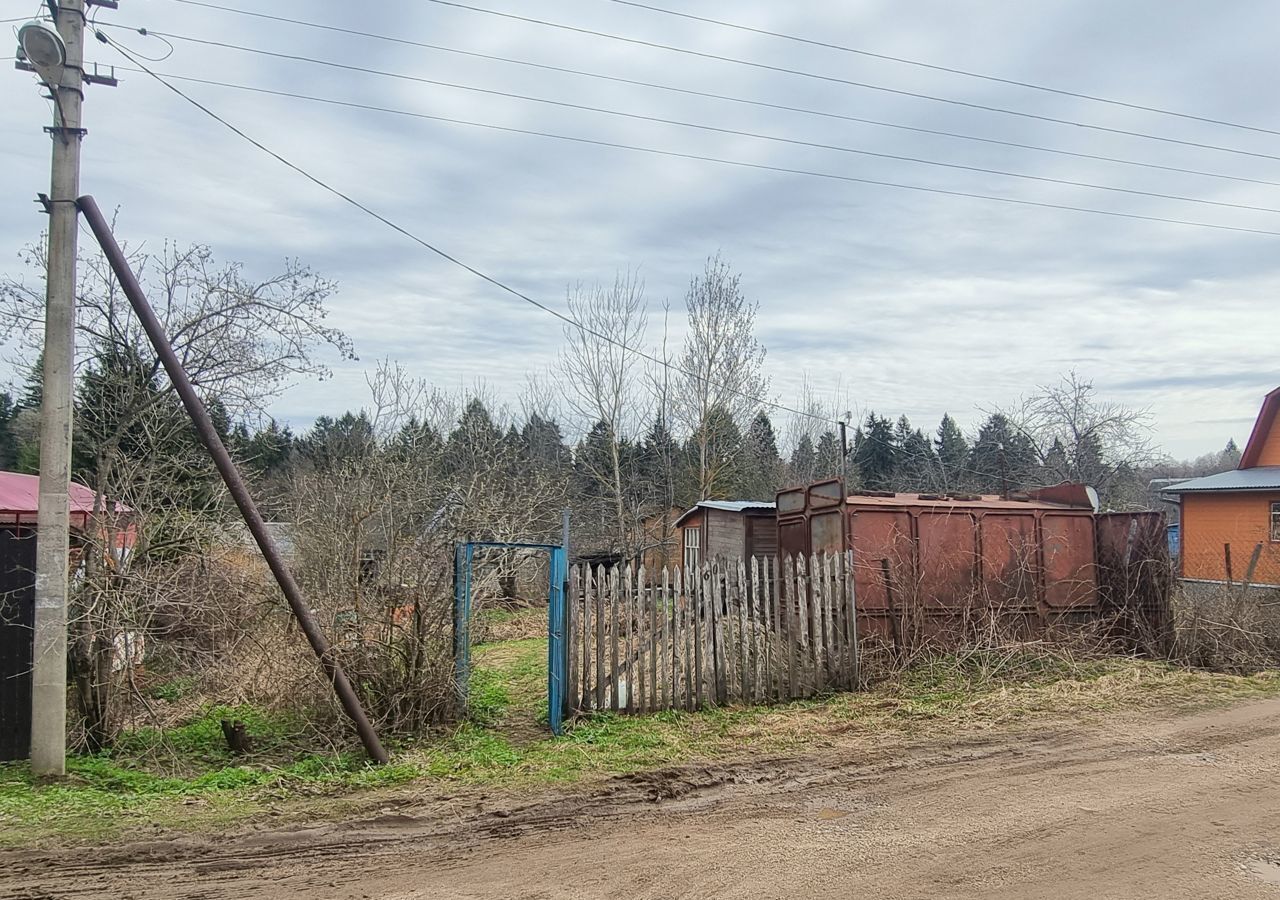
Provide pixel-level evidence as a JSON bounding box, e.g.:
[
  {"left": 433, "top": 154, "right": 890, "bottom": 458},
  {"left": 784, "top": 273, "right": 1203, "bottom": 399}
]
[{"left": 776, "top": 479, "right": 1164, "bottom": 648}]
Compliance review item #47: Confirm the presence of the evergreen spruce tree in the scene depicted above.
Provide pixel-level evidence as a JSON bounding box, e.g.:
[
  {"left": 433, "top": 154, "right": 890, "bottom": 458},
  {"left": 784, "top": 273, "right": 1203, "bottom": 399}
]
[
  {"left": 814, "top": 430, "right": 842, "bottom": 480},
  {"left": 852, "top": 412, "right": 897, "bottom": 490},
  {"left": 968, "top": 413, "right": 1037, "bottom": 493},
  {"left": 935, "top": 413, "right": 970, "bottom": 491},
  {"left": 789, "top": 434, "right": 817, "bottom": 485},
  {"left": 739, "top": 411, "right": 783, "bottom": 499},
  {"left": 0, "top": 392, "right": 17, "bottom": 470}
]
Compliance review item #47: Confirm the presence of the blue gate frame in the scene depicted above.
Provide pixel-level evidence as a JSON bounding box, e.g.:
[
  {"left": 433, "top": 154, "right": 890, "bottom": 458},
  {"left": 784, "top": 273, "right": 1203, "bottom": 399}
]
[{"left": 454, "top": 541, "right": 568, "bottom": 735}]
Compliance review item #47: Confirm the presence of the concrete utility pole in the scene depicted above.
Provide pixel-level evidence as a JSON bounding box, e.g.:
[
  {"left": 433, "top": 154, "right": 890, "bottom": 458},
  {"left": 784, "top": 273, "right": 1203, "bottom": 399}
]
[
  {"left": 838, "top": 417, "right": 849, "bottom": 484},
  {"left": 27, "top": 0, "right": 88, "bottom": 777}
]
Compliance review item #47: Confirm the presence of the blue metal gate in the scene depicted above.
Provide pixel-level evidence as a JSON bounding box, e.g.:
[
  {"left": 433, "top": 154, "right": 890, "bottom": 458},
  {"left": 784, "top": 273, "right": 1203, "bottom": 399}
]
[{"left": 453, "top": 541, "right": 568, "bottom": 735}]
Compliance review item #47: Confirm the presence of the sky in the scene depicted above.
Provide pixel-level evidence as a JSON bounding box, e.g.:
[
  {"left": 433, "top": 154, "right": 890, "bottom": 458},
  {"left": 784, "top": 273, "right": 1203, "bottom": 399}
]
[{"left": 3, "top": 0, "right": 1278, "bottom": 459}]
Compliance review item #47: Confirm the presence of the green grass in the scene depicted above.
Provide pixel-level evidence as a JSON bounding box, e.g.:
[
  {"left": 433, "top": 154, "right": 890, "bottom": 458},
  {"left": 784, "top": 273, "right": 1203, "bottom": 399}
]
[{"left": 3, "top": 640, "right": 1279, "bottom": 848}]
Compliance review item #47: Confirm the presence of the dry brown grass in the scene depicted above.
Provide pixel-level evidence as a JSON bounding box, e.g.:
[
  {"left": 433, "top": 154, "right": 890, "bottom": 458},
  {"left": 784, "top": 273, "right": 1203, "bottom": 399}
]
[{"left": 1170, "top": 583, "right": 1280, "bottom": 672}]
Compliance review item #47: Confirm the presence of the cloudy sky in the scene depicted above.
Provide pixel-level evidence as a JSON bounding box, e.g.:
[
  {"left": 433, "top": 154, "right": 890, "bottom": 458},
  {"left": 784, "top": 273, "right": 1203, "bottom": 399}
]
[{"left": 4, "top": 0, "right": 1278, "bottom": 457}]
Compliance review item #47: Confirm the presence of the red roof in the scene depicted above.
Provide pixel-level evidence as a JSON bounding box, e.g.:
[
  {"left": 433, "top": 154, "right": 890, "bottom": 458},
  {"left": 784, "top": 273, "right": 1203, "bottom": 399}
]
[
  {"left": 0, "top": 471, "right": 131, "bottom": 527},
  {"left": 1240, "top": 386, "right": 1280, "bottom": 469}
]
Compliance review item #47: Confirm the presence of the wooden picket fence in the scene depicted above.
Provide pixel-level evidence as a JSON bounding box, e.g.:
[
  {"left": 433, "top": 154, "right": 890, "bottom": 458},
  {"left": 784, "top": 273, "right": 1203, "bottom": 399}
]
[{"left": 565, "top": 553, "right": 859, "bottom": 716}]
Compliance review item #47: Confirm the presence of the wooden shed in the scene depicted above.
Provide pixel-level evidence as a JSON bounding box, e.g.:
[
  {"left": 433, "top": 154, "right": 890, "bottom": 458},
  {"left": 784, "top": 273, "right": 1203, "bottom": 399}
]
[{"left": 673, "top": 500, "right": 777, "bottom": 570}]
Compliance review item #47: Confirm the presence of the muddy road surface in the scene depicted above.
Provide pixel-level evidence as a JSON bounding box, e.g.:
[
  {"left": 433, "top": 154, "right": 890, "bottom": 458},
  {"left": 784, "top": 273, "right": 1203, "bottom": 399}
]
[{"left": 5, "top": 699, "right": 1280, "bottom": 899}]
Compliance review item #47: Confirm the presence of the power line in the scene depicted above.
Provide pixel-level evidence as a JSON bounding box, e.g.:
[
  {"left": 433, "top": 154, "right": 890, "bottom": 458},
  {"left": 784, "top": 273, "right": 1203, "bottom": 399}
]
[
  {"left": 139, "top": 1, "right": 1280, "bottom": 189},
  {"left": 409, "top": 0, "right": 1280, "bottom": 165},
  {"left": 97, "top": 34, "right": 842, "bottom": 433},
  {"left": 94, "top": 35, "right": 1096, "bottom": 486},
  {"left": 103, "top": 64, "right": 1280, "bottom": 238},
  {"left": 107, "top": 30, "right": 1280, "bottom": 217},
  {"left": 605, "top": 0, "right": 1280, "bottom": 139}
]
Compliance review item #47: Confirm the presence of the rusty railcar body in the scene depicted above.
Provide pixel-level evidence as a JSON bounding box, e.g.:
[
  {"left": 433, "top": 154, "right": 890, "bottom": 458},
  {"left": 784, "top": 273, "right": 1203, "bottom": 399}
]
[{"left": 776, "top": 479, "right": 1168, "bottom": 648}]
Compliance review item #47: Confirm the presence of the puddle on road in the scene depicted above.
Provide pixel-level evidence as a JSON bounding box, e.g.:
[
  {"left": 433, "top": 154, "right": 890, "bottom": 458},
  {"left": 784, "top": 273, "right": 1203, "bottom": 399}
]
[{"left": 1247, "top": 857, "right": 1280, "bottom": 886}]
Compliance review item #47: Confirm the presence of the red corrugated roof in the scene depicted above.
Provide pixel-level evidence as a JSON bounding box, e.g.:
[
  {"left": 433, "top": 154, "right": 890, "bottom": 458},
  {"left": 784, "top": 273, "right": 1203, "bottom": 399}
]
[{"left": 0, "top": 471, "right": 131, "bottom": 526}]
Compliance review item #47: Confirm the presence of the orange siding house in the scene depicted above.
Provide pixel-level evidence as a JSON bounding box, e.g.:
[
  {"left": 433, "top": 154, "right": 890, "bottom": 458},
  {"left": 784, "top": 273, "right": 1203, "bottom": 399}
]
[{"left": 1166, "top": 387, "right": 1280, "bottom": 586}]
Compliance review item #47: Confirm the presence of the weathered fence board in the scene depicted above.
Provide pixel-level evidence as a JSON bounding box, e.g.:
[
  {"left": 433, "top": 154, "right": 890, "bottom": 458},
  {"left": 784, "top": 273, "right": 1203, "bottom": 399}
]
[{"left": 566, "top": 555, "right": 861, "bottom": 718}]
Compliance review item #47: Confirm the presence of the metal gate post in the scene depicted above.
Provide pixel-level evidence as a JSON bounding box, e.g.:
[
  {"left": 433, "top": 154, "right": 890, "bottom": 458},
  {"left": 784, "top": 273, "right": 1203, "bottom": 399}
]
[
  {"left": 547, "top": 545, "right": 567, "bottom": 736},
  {"left": 453, "top": 543, "right": 475, "bottom": 710}
]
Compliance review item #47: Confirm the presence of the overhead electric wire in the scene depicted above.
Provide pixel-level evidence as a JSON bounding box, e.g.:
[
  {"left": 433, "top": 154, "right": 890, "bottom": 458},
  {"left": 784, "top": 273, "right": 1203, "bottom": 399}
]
[
  {"left": 100, "top": 35, "right": 1001, "bottom": 483},
  {"left": 94, "top": 34, "right": 1175, "bottom": 485},
  {"left": 406, "top": 0, "right": 1280, "bottom": 165},
  {"left": 138, "top": 2, "right": 1280, "bottom": 189},
  {"left": 103, "top": 64, "right": 1280, "bottom": 238},
  {"left": 606, "top": 0, "right": 1280, "bottom": 139},
  {"left": 98, "top": 32, "right": 845, "bottom": 434},
  {"left": 104, "top": 30, "right": 1280, "bottom": 217}
]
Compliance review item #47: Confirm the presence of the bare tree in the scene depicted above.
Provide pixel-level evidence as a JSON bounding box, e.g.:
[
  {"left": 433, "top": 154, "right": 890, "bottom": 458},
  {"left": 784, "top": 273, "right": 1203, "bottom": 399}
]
[
  {"left": 558, "top": 273, "right": 648, "bottom": 557},
  {"left": 1004, "top": 371, "right": 1161, "bottom": 507},
  {"left": 0, "top": 233, "right": 354, "bottom": 749},
  {"left": 674, "top": 255, "right": 768, "bottom": 499}
]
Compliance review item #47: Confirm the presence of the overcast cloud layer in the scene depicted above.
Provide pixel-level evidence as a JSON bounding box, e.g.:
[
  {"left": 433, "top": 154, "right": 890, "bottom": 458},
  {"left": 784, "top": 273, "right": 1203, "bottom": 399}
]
[{"left": 4, "top": 0, "right": 1278, "bottom": 457}]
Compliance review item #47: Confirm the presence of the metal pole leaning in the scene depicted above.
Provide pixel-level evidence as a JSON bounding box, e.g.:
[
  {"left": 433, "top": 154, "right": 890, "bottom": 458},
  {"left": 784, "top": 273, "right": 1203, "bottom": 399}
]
[{"left": 76, "top": 195, "right": 389, "bottom": 765}]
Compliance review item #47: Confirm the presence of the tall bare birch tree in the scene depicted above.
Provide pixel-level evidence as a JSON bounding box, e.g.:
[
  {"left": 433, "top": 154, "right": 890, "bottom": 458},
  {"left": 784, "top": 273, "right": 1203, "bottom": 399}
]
[
  {"left": 674, "top": 255, "right": 767, "bottom": 499},
  {"left": 559, "top": 273, "right": 648, "bottom": 556}
]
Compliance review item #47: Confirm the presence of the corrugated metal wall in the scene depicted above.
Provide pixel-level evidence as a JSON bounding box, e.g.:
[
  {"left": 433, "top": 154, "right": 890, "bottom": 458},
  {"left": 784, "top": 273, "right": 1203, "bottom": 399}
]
[{"left": 0, "top": 527, "right": 36, "bottom": 761}]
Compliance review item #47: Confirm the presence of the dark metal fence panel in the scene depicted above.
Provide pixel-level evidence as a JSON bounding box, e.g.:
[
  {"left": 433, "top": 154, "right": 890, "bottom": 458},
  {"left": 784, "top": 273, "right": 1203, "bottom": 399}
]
[{"left": 0, "top": 527, "right": 37, "bottom": 762}]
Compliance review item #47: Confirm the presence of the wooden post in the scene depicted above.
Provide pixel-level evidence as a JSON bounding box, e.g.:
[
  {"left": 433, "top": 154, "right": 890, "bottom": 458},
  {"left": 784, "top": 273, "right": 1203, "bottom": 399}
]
[
  {"left": 707, "top": 564, "right": 721, "bottom": 706},
  {"left": 581, "top": 565, "right": 593, "bottom": 713},
  {"left": 770, "top": 556, "right": 782, "bottom": 702},
  {"left": 1224, "top": 542, "right": 1234, "bottom": 588},
  {"left": 594, "top": 565, "right": 606, "bottom": 712},
  {"left": 785, "top": 556, "right": 798, "bottom": 700},
  {"left": 567, "top": 565, "right": 579, "bottom": 715},
  {"left": 607, "top": 565, "right": 618, "bottom": 712},
  {"left": 738, "top": 558, "right": 751, "bottom": 704},
  {"left": 667, "top": 570, "right": 675, "bottom": 711},
  {"left": 1242, "top": 542, "right": 1263, "bottom": 591},
  {"left": 696, "top": 565, "right": 705, "bottom": 710},
  {"left": 845, "top": 549, "right": 860, "bottom": 690},
  {"left": 632, "top": 565, "right": 644, "bottom": 714},
  {"left": 750, "top": 557, "right": 763, "bottom": 704},
  {"left": 809, "top": 554, "right": 825, "bottom": 692},
  {"left": 645, "top": 568, "right": 655, "bottom": 711},
  {"left": 679, "top": 567, "right": 692, "bottom": 711}
]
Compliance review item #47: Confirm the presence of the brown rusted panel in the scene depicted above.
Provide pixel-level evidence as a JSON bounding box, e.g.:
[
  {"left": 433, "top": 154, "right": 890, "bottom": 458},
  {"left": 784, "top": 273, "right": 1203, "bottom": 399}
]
[
  {"left": 810, "top": 510, "right": 844, "bottom": 555},
  {"left": 850, "top": 510, "right": 912, "bottom": 612},
  {"left": 1042, "top": 514, "right": 1097, "bottom": 608},
  {"left": 807, "top": 479, "right": 845, "bottom": 508},
  {"left": 776, "top": 487, "right": 806, "bottom": 516},
  {"left": 980, "top": 513, "right": 1040, "bottom": 608},
  {"left": 778, "top": 519, "right": 807, "bottom": 560},
  {"left": 916, "top": 510, "right": 979, "bottom": 610}
]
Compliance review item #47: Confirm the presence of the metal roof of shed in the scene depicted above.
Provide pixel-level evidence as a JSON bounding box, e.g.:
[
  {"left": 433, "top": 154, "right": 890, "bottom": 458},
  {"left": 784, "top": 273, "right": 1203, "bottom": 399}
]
[
  {"left": 1160, "top": 466, "right": 1280, "bottom": 494},
  {"left": 674, "top": 500, "right": 775, "bottom": 527}
]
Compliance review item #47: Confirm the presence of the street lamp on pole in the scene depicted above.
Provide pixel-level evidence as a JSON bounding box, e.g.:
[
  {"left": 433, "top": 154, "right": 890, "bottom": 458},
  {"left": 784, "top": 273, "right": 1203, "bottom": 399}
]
[{"left": 16, "top": 6, "right": 85, "bottom": 777}]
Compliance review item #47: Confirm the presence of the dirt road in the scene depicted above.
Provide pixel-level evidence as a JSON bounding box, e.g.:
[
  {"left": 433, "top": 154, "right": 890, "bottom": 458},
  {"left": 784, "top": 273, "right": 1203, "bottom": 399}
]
[{"left": 5, "top": 699, "right": 1280, "bottom": 899}]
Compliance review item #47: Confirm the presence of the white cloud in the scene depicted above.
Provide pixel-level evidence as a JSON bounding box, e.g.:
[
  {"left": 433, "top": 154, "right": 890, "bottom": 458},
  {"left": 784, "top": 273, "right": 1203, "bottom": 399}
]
[{"left": 2, "top": 0, "right": 1277, "bottom": 459}]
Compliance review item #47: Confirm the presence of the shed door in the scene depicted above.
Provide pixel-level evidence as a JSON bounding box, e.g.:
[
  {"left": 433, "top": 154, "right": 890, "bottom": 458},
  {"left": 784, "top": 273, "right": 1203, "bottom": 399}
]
[{"left": 0, "top": 528, "right": 36, "bottom": 761}]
